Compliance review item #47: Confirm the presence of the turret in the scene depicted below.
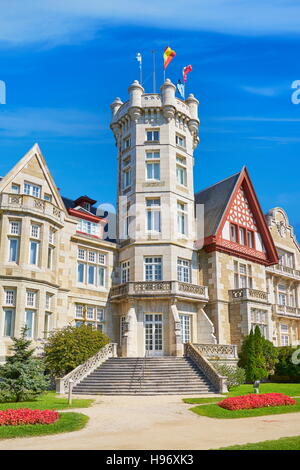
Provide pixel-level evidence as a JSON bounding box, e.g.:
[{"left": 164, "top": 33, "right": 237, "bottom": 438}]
[
  {"left": 110, "top": 97, "right": 123, "bottom": 117},
  {"left": 160, "top": 79, "right": 176, "bottom": 121},
  {"left": 128, "top": 80, "right": 144, "bottom": 121},
  {"left": 185, "top": 93, "right": 200, "bottom": 139}
]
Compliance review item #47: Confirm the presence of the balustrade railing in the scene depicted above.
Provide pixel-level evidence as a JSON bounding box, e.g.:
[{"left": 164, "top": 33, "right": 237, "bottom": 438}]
[
  {"left": 267, "top": 264, "right": 300, "bottom": 279},
  {"left": 184, "top": 343, "right": 228, "bottom": 393},
  {"left": 193, "top": 343, "right": 238, "bottom": 359},
  {"left": 110, "top": 281, "right": 208, "bottom": 300},
  {"left": 274, "top": 304, "right": 300, "bottom": 318},
  {"left": 229, "top": 288, "right": 269, "bottom": 302},
  {"left": 56, "top": 343, "right": 117, "bottom": 394},
  {"left": 0, "top": 192, "right": 63, "bottom": 223}
]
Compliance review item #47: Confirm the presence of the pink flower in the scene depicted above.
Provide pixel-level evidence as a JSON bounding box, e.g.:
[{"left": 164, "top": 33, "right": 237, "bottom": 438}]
[
  {"left": 0, "top": 409, "right": 59, "bottom": 426},
  {"left": 218, "top": 393, "right": 296, "bottom": 411}
]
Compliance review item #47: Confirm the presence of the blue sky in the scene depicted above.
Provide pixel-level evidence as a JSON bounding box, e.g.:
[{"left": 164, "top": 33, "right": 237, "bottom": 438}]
[{"left": 0, "top": 1, "right": 300, "bottom": 237}]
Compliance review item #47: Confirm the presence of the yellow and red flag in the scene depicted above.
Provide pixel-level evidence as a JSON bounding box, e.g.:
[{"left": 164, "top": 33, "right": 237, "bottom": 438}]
[{"left": 163, "top": 46, "right": 176, "bottom": 70}]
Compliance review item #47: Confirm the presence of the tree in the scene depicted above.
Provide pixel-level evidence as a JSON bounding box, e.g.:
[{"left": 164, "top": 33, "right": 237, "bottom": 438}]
[
  {"left": 238, "top": 326, "right": 278, "bottom": 382},
  {"left": 0, "top": 327, "right": 49, "bottom": 402},
  {"left": 44, "top": 324, "right": 110, "bottom": 377}
]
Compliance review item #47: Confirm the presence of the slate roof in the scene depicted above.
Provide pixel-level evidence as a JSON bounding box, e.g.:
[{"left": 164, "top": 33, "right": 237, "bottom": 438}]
[{"left": 194, "top": 171, "right": 241, "bottom": 239}]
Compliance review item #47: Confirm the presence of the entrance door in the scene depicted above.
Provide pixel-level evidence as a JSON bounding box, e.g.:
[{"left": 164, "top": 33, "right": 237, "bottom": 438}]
[{"left": 144, "top": 314, "right": 163, "bottom": 356}]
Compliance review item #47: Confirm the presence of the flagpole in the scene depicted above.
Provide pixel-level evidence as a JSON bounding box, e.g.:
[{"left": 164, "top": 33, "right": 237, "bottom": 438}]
[{"left": 152, "top": 49, "right": 156, "bottom": 93}]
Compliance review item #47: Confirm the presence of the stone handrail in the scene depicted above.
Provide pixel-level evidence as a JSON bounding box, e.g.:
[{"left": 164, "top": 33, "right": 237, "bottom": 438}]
[
  {"left": 184, "top": 343, "right": 228, "bottom": 393},
  {"left": 193, "top": 343, "right": 238, "bottom": 359},
  {"left": 274, "top": 304, "right": 300, "bottom": 318},
  {"left": 55, "top": 343, "right": 117, "bottom": 394},
  {"left": 110, "top": 281, "right": 208, "bottom": 300},
  {"left": 267, "top": 264, "right": 300, "bottom": 279},
  {"left": 229, "top": 288, "right": 268, "bottom": 302}
]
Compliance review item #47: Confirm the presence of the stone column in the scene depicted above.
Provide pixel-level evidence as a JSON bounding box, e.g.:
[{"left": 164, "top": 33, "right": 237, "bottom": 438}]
[
  {"left": 121, "top": 302, "right": 138, "bottom": 357},
  {"left": 170, "top": 301, "right": 183, "bottom": 357},
  {"left": 196, "top": 306, "right": 217, "bottom": 344}
]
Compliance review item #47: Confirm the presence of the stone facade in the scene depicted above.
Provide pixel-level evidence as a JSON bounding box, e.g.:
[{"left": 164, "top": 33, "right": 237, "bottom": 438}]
[{"left": 0, "top": 79, "right": 299, "bottom": 361}]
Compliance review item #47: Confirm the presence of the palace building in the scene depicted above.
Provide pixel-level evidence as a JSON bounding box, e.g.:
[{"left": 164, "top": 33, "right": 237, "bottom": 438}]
[{"left": 0, "top": 79, "right": 300, "bottom": 363}]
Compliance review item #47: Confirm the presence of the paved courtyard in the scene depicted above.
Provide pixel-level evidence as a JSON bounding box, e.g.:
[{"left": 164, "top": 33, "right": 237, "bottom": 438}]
[{"left": 1, "top": 394, "right": 300, "bottom": 450}]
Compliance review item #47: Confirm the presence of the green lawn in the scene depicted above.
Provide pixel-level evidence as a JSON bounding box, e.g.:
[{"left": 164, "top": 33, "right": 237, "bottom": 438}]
[
  {"left": 218, "top": 435, "right": 300, "bottom": 450},
  {"left": 190, "top": 397, "right": 300, "bottom": 419},
  {"left": 0, "top": 412, "right": 89, "bottom": 439},
  {"left": 0, "top": 392, "right": 94, "bottom": 411}
]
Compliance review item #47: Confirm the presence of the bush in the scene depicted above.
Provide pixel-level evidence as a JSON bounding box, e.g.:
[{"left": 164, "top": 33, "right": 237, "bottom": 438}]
[
  {"left": 44, "top": 324, "right": 110, "bottom": 377},
  {"left": 238, "top": 327, "right": 278, "bottom": 382},
  {"left": 213, "top": 363, "right": 246, "bottom": 389},
  {"left": 0, "top": 408, "right": 59, "bottom": 426},
  {"left": 0, "top": 328, "right": 49, "bottom": 402},
  {"left": 271, "top": 347, "right": 300, "bottom": 382},
  {"left": 218, "top": 393, "right": 296, "bottom": 411}
]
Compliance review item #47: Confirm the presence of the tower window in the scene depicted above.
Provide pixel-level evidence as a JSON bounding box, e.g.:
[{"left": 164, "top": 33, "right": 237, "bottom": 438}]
[
  {"left": 146, "top": 199, "right": 161, "bottom": 232},
  {"left": 176, "top": 134, "right": 186, "bottom": 148},
  {"left": 146, "top": 130, "right": 160, "bottom": 142}
]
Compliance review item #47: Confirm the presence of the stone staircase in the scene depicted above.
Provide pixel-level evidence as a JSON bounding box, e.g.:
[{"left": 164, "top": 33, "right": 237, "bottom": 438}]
[{"left": 72, "top": 356, "right": 216, "bottom": 395}]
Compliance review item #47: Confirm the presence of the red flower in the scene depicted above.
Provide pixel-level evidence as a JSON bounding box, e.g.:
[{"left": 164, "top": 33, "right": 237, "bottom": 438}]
[
  {"left": 0, "top": 409, "right": 59, "bottom": 426},
  {"left": 218, "top": 393, "right": 296, "bottom": 411}
]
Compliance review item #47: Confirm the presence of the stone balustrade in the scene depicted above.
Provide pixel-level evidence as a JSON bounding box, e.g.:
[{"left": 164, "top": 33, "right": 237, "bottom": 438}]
[
  {"left": 0, "top": 193, "right": 64, "bottom": 225},
  {"left": 193, "top": 343, "right": 238, "bottom": 359},
  {"left": 273, "top": 304, "right": 300, "bottom": 318},
  {"left": 56, "top": 343, "right": 118, "bottom": 394},
  {"left": 184, "top": 343, "right": 228, "bottom": 393},
  {"left": 267, "top": 264, "right": 300, "bottom": 280},
  {"left": 229, "top": 288, "right": 269, "bottom": 303},
  {"left": 110, "top": 281, "right": 208, "bottom": 301}
]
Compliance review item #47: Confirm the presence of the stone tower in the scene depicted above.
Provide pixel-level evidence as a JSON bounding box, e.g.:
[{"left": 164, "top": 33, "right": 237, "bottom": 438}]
[{"left": 110, "top": 79, "right": 215, "bottom": 357}]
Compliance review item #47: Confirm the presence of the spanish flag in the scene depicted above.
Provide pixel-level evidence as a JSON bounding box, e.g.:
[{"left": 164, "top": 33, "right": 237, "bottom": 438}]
[{"left": 163, "top": 46, "right": 176, "bottom": 70}]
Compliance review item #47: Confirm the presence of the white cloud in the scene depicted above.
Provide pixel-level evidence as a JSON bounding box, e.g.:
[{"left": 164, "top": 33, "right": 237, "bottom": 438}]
[
  {"left": 241, "top": 86, "right": 283, "bottom": 97},
  {"left": 213, "top": 116, "right": 300, "bottom": 122},
  {"left": 0, "top": 107, "right": 105, "bottom": 137},
  {"left": 1, "top": 1, "right": 300, "bottom": 47}
]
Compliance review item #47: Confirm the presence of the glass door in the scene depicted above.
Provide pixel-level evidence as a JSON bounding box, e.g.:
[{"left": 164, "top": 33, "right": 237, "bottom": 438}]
[{"left": 144, "top": 314, "right": 163, "bottom": 356}]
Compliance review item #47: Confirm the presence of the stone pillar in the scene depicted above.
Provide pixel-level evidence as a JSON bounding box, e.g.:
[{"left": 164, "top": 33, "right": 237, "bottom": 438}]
[
  {"left": 170, "top": 302, "right": 183, "bottom": 357},
  {"left": 121, "top": 303, "right": 138, "bottom": 357}
]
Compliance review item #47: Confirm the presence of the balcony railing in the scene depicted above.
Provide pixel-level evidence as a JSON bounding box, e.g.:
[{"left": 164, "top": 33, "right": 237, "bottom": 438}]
[
  {"left": 229, "top": 288, "right": 269, "bottom": 303},
  {"left": 0, "top": 193, "right": 64, "bottom": 225},
  {"left": 110, "top": 281, "right": 208, "bottom": 301},
  {"left": 267, "top": 264, "right": 300, "bottom": 280},
  {"left": 273, "top": 304, "right": 300, "bottom": 318}
]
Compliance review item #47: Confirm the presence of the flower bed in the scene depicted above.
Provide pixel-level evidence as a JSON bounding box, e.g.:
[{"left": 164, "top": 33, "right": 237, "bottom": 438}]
[
  {"left": 218, "top": 393, "right": 296, "bottom": 411},
  {"left": 0, "top": 409, "right": 59, "bottom": 426}
]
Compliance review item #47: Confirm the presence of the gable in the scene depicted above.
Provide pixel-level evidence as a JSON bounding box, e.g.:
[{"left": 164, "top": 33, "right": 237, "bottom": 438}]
[
  {"left": 0, "top": 143, "right": 67, "bottom": 213},
  {"left": 202, "top": 167, "right": 278, "bottom": 266}
]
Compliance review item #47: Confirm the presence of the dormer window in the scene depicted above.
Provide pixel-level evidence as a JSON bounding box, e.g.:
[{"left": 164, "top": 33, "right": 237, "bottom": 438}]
[{"left": 83, "top": 201, "right": 91, "bottom": 212}]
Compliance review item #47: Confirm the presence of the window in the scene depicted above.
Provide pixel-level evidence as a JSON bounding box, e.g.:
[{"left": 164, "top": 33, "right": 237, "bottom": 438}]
[
  {"left": 44, "top": 313, "right": 52, "bottom": 339},
  {"left": 146, "top": 161, "right": 160, "bottom": 180},
  {"left": 83, "top": 201, "right": 91, "bottom": 211},
  {"left": 278, "top": 283, "right": 287, "bottom": 306},
  {"left": 146, "top": 151, "right": 160, "bottom": 159},
  {"left": 251, "top": 309, "right": 267, "bottom": 338},
  {"left": 177, "top": 202, "right": 187, "bottom": 235},
  {"left": 10, "top": 221, "right": 20, "bottom": 235},
  {"left": 123, "top": 168, "right": 132, "bottom": 188},
  {"left": 31, "top": 224, "right": 40, "bottom": 239},
  {"left": 176, "top": 134, "right": 186, "bottom": 148},
  {"left": 146, "top": 199, "right": 161, "bottom": 232},
  {"left": 239, "top": 227, "right": 245, "bottom": 245},
  {"left": 75, "top": 304, "right": 84, "bottom": 319},
  {"left": 123, "top": 136, "right": 131, "bottom": 150},
  {"left": 230, "top": 224, "right": 238, "bottom": 242},
  {"left": 77, "top": 249, "right": 106, "bottom": 288},
  {"left": 76, "top": 220, "right": 101, "bottom": 237},
  {"left": 74, "top": 304, "right": 105, "bottom": 330},
  {"left": 44, "top": 193, "right": 52, "bottom": 202},
  {"left": 3, "top": 309, "right": 14, "bottom": 337},
  {"left": 25, "top": 310, "right": 35, "bottom": 338},
  {"left": 29, "top": 241, "right": 39, "bottom": 265},
  {"left": 24, "top": 182, "right": 41, "bottom": 198},
  {"left": 121, "top": 261, "right": 130, "bottom": 283},
  {"left": 146, "top": 130, "right": 159, "bottom": 142},
  {"left": 123, "top": 156, "right": 131, "bottom": 168},
  {"left": 177, "top": 258, "right": 191, "bottom": 283},
  {"left": 26, "top": 291, "right": 36, "bottom": 307},
  {"left": 11, "top": 184, "right": 20, "bottom": 194},
  {"left": 280, "top": 324, "right": 289, "bottom": 346},
  {"left": 176, "top": 156, "right": 187, "bottom": 186},
  {"left": 230, "top": 223, "right": 255, "bottom": 249},
  {"left": 234, "top": 261, "right": 253, "bottom": 288},
  {"left": 247, "top": 231, "right": 254, "bottom": 248},
  {"left": 45, "top": 293, "right": 52, "bottom": 311},
  {"left": 5, "top": 289, "right": 16, "bottom": 306},
  {"left": 144, "top": 257, "right": 162, "bottom": 281},
  {"left": 180, "top": 314, "right": 191, "bottom": 343},
  {"left": 49, "top": 228, "right": 55, "bottom": 245},
  {"left": 8, "top": 238, "right": 19, "bottom": 263},
  {"left": 278, "top": 249, "right": 295, "bottom": 269}
]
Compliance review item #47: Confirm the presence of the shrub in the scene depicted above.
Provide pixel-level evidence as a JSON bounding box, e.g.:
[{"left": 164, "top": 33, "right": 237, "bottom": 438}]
[
  {"left": 0, "top": 408, "right": 59, "bottom": 426},
  {"left": 218, "top": 393, "right": 296, "bottom": 411},
  {"left": 238, "top": 326, "right": 278, "bottom": 382},
  {"left": 271, "top": 347, "right": 300, "bottom": 382},
  {"left": 0, "top": 327, "right": 49, "bottom": 402},
  {"left": 44, "top": 324, "right": 110, "bottom": 377},
  {"left": 213, "top": 363, "right": 246, "bottom": 389}
]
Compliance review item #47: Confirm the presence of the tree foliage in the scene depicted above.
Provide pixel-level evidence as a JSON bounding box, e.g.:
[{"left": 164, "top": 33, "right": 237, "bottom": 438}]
[
  {"left": 238, "top": 326, "right": 278, "bottom": 383},
  {"left": 44, "top": 324, "right": 110, "bottom": 377},
  {"left": 213, "top": 362, "right": 246, "bottom": 389},
  {"left": 0, "top": 327, "right": 49, "bottom": 402}
]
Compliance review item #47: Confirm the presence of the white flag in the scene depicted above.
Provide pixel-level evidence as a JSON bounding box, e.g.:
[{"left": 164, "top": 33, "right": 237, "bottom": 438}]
[
  {"left": 177, "top": 80, "right": 185, "bottom": 99},
  {"left": 136, "top": 52, "right": 142, "bottom": 69}
]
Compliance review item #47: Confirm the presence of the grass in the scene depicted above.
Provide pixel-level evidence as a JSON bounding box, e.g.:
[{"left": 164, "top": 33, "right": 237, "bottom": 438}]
[
  {"left": 218, "top": 435, "right": 300, "bottom": 450},
  {"left": 0, "top": 392, "right": 94, "bottom": 411},
  {"left": 190, "top": 397, "right": 300, "bottom": 419},
  {"left": 0, "top": 412, "right": 89, "bottom": 439}
]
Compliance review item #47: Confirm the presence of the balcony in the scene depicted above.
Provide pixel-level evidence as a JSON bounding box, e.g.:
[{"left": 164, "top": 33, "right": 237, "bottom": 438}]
[
  {"left": 273, "top": 304, "right": 300, "bottom": 318},
  {"left": 229, "top": 288, "right": 269, "bottom": 304},
  {"left": 110, "top": 281, "right": 208, "bottom": 302},
  {"left": 267, "top": 264, "right": 300, "bottom": 280},
  {"left": 0, "top": 193, "right": 64, "bottom": 226}
]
